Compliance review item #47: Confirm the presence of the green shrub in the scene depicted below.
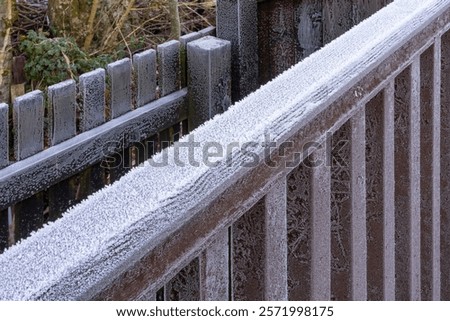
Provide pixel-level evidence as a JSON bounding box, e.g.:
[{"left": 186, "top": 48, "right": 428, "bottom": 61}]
[{"left": 19, "top": 30, "right": 113, "bottom": 89}]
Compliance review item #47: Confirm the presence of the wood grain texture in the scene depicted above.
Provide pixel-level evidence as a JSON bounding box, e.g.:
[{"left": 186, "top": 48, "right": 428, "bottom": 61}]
[
  {"left": 108, "top": 58, "right": 132, "bottom": 119},
  {"left": 157, "top": 40, "right": 180, "bottom": 97},
  {"left": 0, "top": 90, "right": 188, "bottom": 209},
  {"left": 1, "top": 1, "right": 449, "bottom": 300},
  {"left": 133, "top": 49, "right": 157, "bottom": 108}
]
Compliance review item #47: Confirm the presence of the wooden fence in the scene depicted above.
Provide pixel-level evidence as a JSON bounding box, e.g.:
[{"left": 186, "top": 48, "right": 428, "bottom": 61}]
[
  {"left": 0, "top": 0, "right": 447, "bottom": 301},
  {"left": 0, "top": 0, "right": 389, "bottom": 255}
]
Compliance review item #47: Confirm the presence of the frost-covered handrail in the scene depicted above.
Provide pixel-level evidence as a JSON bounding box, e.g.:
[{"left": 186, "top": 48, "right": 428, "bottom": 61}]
[{"left": 0, "top": 0, "right": 449, "bottom": 300}]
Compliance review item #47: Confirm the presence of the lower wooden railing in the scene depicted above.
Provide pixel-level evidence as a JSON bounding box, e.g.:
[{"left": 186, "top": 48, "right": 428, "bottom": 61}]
[{"left": 0, "top": 0, "right": 449, "bottom": 300}]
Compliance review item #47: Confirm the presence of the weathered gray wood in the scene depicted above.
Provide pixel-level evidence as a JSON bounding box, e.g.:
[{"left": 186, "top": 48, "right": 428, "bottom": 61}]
[
  {"left": 199, "top": 229, "right": 229, "bottom": 301},
  {"left": 108, "top": 58, "right": 132, "bottom": 118},
  {"left": 216, "top": 0, "right": 258, "bottom": 101},
  {"left": 47, "top": 80, "right": 78, "bottom": 220},
  {"left": 1, "top": 0, "right": 448, "bottom": 300},
  {"left": 157, "top": 40, "right": 180, "bottom": 97},
  {"left": 431, "top": 37, "right": 441, "bottom": 301},
  {"left": 394, "top": 60, "right": 421, "bottom": 301},
  {"left": 440, "top": 29, "right": 450, "bottom": 301},
  {"left": 79, "top": 68, "right": 105, "bottom": 131},
  {"left": 264, "top": 175, "right": 288, "bottom": 300},
  {"left": 383, "top": 81, "right": 396, "bottom": 301},
  {"left": 179, "top": 32, "right": 202, "bottom": 88},
  {"left": 198, "top": 26, "right": 216, "bottom": 37},
  {"left": 12, "top": 90, "right": 45, "bottom": 242},
  {"left": 295, "top": 0, "right": 323, "bottom": 61},
  {"left": 350, "top": 108, "right": 367, "bottom": 300},
  {"left": 420, "top": 42, "right": 441, "bottom": 301},
  {"left": 13, "top": 91, "right": 44, "bottom": 160},
  {"left": 0, "top": 103, "right": 8, "bottom": 169},
  {"left": 0, "top": 89, "right": 188, "bottom": 209},
  {"left": 258, "top": 0, "right": 297, "bottom": 85},
  {"left": 353, "top": 0, "right": 387, "bottom": 24},
  {"left": 323, "top": 0, "right": 353, "bottom": 44},
  {"left": 48, "top": 80, "right": 77, "bottom": 146},
  {"left": 187, "top": 36, "right": 231, "bottom": 130},
  {"left": 133, "top": 49, "right": 157, "bottom": 108},
  {"left": 310, "top": 145, "right": 331, "bottom": 300}
]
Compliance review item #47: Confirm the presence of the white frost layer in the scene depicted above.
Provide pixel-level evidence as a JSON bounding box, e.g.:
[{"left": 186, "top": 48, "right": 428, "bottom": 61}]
[{"left": 0, "top": 0, "right": 447, "bottom": 300}]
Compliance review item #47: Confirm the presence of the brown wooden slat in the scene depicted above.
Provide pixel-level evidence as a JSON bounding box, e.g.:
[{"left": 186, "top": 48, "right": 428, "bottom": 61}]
[
  {"left": 264, "top": 175, "right": 288, "bottom": 300},
  {"left": 440, "top": 28, "right": 450, "bottom": 301},
  {"left": 199, "top": 229, "right": 229, "bottom": 301},
  {"left": 394, "top": 58, "right": 421, "bottom": 301},
  {"left": 350, "top": 109, "right": 367, "bottom": 300},
  {"left": 310, "top": 145, "right": 331, "bottom": 300},
  {"left": 331, "top": 121, "right": 352, "bottom": 301},
  {"left": 420, "top": 41, "right": 441, "bottom": 301},
  {"left": 383, "top": 81, "right": 396, "bottom": 301}
]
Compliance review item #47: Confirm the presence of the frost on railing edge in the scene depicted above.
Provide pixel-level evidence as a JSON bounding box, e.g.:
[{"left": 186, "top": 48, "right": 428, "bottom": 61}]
[{"left": 0, "top": 0, "right": 448, "bottom": 300}]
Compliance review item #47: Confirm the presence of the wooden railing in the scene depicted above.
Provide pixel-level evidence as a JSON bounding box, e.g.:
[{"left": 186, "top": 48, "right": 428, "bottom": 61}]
[{"left": 1, "top": 0, "right": 449, "bottom": 300}]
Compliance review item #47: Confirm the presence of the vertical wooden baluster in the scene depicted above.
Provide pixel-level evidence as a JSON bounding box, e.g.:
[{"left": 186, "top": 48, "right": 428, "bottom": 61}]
[
  {"left": 47, "top": 80, "right": 78, "bottom": 221},
  {"left": 432, "top": 37, "right": 441, "bottom": 301},
  {"left": 351, "top": 108, "right": 367, "bottom": 300},
  {"left": 12, "top": 91, "right": 45, "bottom": 242},
  {"left": 0, "top": 103, "right": 8, "bottom": 252},
  {"left": 420, "top": 41, "right": 441, "bottom": 301},
  {"left": 264, "top": 175, "right": 288, "bottom": 300},
  {"left": 440, "top": 29, "right": 450, "bottom": 301},
  {"left": 330, "top": 121, "right": 352, "bottom": 301},
  {"left": 199, "top": 229, "right": 229, "bottom": 301},
  {"left": 383, "top": 81, "right": 396, "bottom": 301},
  {"left": 310, "top": 144, "right": 331, "bottom": 301},
  {"left": 394, "top": 58, "right": 421, "bottom": 301}
]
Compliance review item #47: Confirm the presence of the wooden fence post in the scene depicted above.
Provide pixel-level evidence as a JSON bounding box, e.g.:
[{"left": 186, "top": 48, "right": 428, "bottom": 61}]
[
  {"left": 216, "top": 0, "right": 258, "bottom": 101},
  {"left": 187, "top": 36, "right": 231, "bottom": 130}
]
